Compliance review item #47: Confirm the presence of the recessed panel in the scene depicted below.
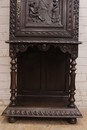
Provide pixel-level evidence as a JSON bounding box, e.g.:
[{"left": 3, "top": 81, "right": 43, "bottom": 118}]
[
  {"left": 25, "top": 0, "right": 62, "bottom": 27},
  {"left": 17, "top": 48, "right": 41, "bottom": 94},
  {"left": 46, "top": 51, "right": 66, "bottom": 91}
]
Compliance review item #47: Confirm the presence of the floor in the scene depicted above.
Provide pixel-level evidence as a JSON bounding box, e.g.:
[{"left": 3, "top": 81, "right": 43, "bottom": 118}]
[{"left": 0, "top": 107, "right": 87, "bottom": 130}]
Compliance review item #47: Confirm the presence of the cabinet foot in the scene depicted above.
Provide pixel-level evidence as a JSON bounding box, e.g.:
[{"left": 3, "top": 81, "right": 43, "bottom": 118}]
[
  {"left": 68, "top": 118, "right": 77, "bottom": 124},
  {"left": 8, "top": 117, "right": 17, "bottom": 123}
]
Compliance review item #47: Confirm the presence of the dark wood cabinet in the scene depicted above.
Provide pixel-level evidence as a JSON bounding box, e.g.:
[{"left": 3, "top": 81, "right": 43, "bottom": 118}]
[{"left": 2, "top": 0, "right": 82, "bottom": 124}]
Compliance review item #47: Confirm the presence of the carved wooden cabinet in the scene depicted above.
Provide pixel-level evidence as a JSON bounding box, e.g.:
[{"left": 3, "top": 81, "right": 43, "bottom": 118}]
[{"left": 2, "top": 0, "right": 82, "bottom": 124}]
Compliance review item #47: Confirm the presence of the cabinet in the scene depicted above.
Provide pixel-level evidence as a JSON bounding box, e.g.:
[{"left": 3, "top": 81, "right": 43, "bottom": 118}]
[{"left": 2, "top": 0, "right": 82, "bottom": 124}]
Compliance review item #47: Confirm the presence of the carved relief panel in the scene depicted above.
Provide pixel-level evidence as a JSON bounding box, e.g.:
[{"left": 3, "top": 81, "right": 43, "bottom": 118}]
[{"left": 26, "top": 0, "right": 61, "bottom": 26}]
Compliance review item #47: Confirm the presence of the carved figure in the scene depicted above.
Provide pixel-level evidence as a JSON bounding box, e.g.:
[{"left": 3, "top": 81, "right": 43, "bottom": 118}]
[
  {"left": 29, "top": 1, "right": 45, "bottom": 22},
  {"left": 39, "top": 0, "right": 52, "bottom": 24},
  {"left": 28, "top": 0, "right": 61, "bottom": 25},
  {"left": 51, "top": 0, "right": 60, "bottom": 23}
]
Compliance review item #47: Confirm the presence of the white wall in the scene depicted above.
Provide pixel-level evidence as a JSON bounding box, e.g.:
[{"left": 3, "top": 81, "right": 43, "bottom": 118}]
[
  {"left": 0, "top": 0, "right": 10, "bottom": 106},
  {"left": 76, "top": 0, "right": 87, "bottom": 107},
  {"left": 0, "top": 0, "right": 87, "bottom": 107}
]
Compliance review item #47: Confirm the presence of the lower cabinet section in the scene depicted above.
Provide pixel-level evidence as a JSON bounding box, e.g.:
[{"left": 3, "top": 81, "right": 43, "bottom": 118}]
[
  {"left": 2, "top": 42, "right": 82, "bottom": 124},
  {"left": 2, "top": 97, "right": 82, "bottom": 124},
  {"left": 17, "top": 48, "right": 69, "bottom": 96}
]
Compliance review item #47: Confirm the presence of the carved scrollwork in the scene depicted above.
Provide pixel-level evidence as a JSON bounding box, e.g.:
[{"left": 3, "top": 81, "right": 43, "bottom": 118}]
[
  {"left": 10, "top": 43, "right": 78, "bottom": 59},
  {"left": 53, "top": 44, "right": 78, "bottom": 58},
  {"left": 71, "top": 45, "right": 78, "bottom": 58},
  {"left": 58, "top": 45, "right": 71, "bottom": 54},
  {"left": 16, "top": 44, "right": 34, "bottom": 53}
]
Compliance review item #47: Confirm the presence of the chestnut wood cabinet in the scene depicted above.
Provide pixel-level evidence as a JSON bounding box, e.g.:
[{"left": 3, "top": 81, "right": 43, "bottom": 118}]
[{"left": 2, "top": 0, "right": 82, "bottom": 124}]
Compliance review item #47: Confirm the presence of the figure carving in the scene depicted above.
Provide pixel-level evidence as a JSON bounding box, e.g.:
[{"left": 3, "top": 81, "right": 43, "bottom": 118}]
[
  {"left": 28, "top": 0, "right": 61, "bottom": 25},
  {"left": 29, "top": 1, "right": 45, "bottom": 22},
  {"left": 52, "top": 0, "right": 60, "bottom": 23}
]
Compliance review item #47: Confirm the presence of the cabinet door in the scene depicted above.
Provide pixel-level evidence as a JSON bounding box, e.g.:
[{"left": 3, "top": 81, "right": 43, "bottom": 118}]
[{"left": 10, "top": 0, "right": 79, "bottom": 40}]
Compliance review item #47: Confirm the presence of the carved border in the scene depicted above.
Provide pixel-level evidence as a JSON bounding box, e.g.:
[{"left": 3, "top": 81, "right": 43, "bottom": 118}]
[
  {"left": 3, "top": 107, "right": 82, "bottom": 117},
  {"left": 67, "top": 0, "right": 72, "bottom": 32},
  {"left": 16, "top": 0, "right": 21, "bottom": 32},
  {"left": 16, "top": 31, "right": 72, "bottom": 37},
  {"left": 9, "top": 43, "right": 78, "bottom": 58},
  {"left": 73, "top": 0, "right": 79, "bottom": 40},
  {"left": 10, "top": 0, "right": 16, "bottom": 39}
]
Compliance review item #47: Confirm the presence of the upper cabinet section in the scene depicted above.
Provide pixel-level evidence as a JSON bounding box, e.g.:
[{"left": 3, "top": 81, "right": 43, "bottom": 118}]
[{"left": 10, "top": 0, "right": 79, "bottom": 40}]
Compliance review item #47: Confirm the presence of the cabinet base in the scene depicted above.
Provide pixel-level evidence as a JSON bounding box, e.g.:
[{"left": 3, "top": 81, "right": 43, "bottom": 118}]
[
  {"left": 2, "top": 106, "right": 82, "bottom": 123},
  {"left": 2, "top": 97, "right": 82, "bottom": 123}
]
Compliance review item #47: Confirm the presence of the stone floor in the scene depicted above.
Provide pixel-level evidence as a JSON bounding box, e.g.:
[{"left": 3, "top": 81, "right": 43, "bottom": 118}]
[{"left": 0, "top": 107, "right": 87, "bottom": 130}]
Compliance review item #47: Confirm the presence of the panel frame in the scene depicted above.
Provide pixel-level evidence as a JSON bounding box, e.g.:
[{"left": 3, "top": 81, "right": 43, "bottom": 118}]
[{"left": 10, "top": 0, "right": 79, "bottom": 40}]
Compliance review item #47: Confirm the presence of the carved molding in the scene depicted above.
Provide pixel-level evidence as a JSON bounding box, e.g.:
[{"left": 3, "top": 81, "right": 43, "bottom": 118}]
[
  {"left": 10, "top": 0, "right": 16, "bottom": 39},
  {"left": 67, "top": 0, "right": 72, "bottom": 32},
  {"left": 7, "top": 40, "right": 81, "bottom": 44},
  {"left": 3, "top": 107, "right": 81, "bottom": 117},
  {"left": 16, "top": 0, "right": 21, "bottom": 31},
  {"left": 73, "top": 0, "right": 79, "bottom": 40},
  {"left": 17, "top": 31, "right": 72, "bottom": 37}
]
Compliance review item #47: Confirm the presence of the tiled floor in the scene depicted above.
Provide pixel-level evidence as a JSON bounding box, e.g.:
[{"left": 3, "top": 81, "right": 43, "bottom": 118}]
[{"left": 0, "top": 107, "right": 87, "bottom": 130}]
